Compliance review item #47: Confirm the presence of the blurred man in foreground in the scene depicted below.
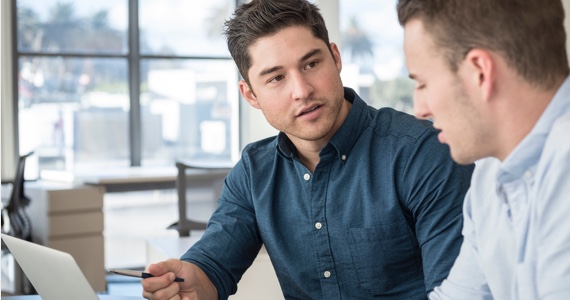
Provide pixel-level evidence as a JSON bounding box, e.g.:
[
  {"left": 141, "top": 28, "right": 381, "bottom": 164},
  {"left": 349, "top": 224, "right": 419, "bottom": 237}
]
[{"left": 399, "top": 0, "right": 570, "bottom": 298}]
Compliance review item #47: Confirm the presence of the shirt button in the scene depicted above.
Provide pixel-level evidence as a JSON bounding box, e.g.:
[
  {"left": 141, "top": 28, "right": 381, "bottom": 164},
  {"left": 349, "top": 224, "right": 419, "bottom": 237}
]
[
  {"left": 324, "top": 271, "right": 331, "bottom": 278},
  {"left": 341, "top": 154, "right": 347, "bottom": 161},
  {"left": 315, "top": 222, "right": 322, "bottom": 229},
  {"left": 303, "top": 173, "right": 311, "bottom": 181},
  {"left": 524, "top": 170, "right": 532, "bottom": 179}
]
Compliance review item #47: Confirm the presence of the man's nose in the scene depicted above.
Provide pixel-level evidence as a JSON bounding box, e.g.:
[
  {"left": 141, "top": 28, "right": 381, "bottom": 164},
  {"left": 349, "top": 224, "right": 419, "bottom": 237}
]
[
  {"left": 291, "top": 72, "right": 314, "bottom": 100},
  {"left": 413, "top": 93, "right": 432, "bottom": 120}
]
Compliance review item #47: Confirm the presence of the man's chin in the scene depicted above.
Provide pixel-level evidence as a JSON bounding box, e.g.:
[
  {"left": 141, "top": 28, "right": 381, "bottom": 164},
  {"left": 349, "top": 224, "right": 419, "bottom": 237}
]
[{"left": 450, "top": 150, "right": 477, "bottom": 166}]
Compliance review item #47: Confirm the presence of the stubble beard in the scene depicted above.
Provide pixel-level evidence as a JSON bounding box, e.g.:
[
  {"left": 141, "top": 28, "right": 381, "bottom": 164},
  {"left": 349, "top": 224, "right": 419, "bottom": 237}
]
[
  {"left": 449, "top": 78, "right": 487, "bottom": 165},
  {"left": 292, "top": 86, "right": 345, "bottom": 142}
]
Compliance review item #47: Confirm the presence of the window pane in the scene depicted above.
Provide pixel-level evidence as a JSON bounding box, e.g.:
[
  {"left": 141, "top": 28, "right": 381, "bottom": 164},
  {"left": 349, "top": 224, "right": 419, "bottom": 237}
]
[
  {"left": 139, "top": 0, "right": 233, "bottom": 57},
  {"left": 17, "top": 0, "right": 128, "bottom": 54},
  {"left": 140, "top": 59, "right": 239, "bottom": 166},
  {"left": 18, "top": 57, "right": 130, "bottom": 171},
  {"left": 339, "top": 0, "right": 413, "bottom": 113}
]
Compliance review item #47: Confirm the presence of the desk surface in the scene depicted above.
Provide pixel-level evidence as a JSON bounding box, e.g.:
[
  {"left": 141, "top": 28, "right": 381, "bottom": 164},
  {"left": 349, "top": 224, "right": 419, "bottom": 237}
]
[
  {"left": 40, "top": 162, "right": 235, "bottom": 184},
  {"left": 2, "top": 295, "right": 142, "bottom": 300},
  {"left": 39, "top": 163, "right": 234, "bottom": 193},
  {"left": 40, "top": 167, "right": 178, "bottom": 185}
]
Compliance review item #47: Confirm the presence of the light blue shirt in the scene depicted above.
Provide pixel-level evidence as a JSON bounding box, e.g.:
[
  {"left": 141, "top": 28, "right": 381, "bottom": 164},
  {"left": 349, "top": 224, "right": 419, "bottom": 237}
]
[{"left": 430, "top": 76, "right": 570, "bottom": 300}]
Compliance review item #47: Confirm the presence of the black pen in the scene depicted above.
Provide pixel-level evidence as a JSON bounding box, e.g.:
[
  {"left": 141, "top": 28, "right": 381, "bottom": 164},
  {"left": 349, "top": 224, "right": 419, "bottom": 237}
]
[{"left": 108, "top": 268, "right": 185, "bottom": 282}]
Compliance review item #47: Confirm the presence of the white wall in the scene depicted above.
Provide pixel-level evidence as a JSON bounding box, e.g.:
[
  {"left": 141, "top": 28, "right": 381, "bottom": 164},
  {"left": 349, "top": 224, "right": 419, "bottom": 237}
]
[
  {"left": 239, "top": 99, "right": 278, "bottom": 147},
  {"left": 1, "top": 0, "right": 3, "bottom": 179},
  {"left": 1, "top": 0, "right": 16, "bottom": 181}
]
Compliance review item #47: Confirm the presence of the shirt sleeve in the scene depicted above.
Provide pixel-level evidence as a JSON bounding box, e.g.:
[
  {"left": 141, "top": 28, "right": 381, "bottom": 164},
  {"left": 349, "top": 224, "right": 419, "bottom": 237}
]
[
  {"left": 429, "top": 189, "right": 493, "bottom": 300},
  {"left": 399, "top": 129, "right": 474, "bottom": 295},
  {"left": 180, "top": 158, "right": 263, "bottom": 300},
  {"left": 535, "top": 115, "right": 570, "bottom": 299}
]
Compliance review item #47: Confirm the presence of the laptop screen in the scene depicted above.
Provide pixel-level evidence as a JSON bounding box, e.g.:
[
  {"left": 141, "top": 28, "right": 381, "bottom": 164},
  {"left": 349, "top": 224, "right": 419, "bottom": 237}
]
[{"left": 1, "top": 233, "right": 99, "bottom": 300}]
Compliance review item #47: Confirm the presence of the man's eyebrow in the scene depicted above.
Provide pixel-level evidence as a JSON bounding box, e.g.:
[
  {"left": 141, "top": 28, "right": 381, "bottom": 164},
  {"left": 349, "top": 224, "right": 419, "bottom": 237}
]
[
  {"left": 257, "top": 48, "right": 323, "bottom": 78},
  {"left": 300, "top": 48, "right": 322, "bottom": 62},
  {"left": 408, "top": 73, "right": 417, "bottom": 80},
  {"left": 258, "top": 66, "right": 283, "bottom": 78}
]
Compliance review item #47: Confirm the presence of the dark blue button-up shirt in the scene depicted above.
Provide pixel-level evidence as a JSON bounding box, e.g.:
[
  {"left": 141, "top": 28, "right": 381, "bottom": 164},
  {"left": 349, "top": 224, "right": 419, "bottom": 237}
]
[{"left": 181, "top": 88, "right": 474, "bottom": 299}]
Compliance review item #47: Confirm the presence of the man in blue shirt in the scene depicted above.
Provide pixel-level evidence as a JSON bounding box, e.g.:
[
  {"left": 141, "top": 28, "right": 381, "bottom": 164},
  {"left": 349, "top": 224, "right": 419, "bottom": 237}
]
[
  {"left": 399, "top": 0, "right": 570, "bottom": 299},
  {"left": 142, "top": 1, "right": 473, "bottom": 299}
]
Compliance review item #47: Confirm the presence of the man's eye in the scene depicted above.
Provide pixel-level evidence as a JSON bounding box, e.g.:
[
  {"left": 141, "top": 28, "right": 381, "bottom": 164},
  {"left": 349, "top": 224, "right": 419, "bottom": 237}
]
[
  {"left": 270, "top": 75, "right": 285, "bottom": 83},
  {"left": 306, "top": 61, "right": 318, "bottom": 69}
]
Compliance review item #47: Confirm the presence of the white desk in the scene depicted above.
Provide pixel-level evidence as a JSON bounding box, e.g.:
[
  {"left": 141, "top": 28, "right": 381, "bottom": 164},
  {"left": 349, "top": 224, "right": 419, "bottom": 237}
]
[
  {"left": 41, "top": 163, "right": 234, "bottom": 193},
  {"left": 1, "top": 296, "right": 141, "bottom": 300},
  {"left": 41, "top": 167, "right": 179, "bottom": 193},
  {"left": 146, "top": 235, "right": 283, "bottom": 300}
]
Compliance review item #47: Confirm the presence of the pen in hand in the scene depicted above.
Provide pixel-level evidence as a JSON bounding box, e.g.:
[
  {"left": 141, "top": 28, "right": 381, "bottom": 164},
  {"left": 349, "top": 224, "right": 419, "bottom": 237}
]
[{"left": 108, "top": 268, "right": 185, "bottom": 282}]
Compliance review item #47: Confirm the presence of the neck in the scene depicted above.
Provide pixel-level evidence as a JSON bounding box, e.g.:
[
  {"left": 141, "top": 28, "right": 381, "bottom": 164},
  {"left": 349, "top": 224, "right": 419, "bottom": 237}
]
[
  {"left": 296, "top": 142, "right": 322, "bottom": 173},
  {"left": 288, "top": 98, "right": 352, "bottom": 173},
  {"left": 493, "top": 77, "right": 564, "bottom": 160}
]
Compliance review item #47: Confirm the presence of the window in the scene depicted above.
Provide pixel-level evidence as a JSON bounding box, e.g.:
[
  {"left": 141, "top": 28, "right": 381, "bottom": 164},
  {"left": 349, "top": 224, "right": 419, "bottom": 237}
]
[
  {"left": 339, "top": 0, "right": 414, "bottom": 113},
  {"left": 15, "top": 0, "right": 239, "bottom": 174}
]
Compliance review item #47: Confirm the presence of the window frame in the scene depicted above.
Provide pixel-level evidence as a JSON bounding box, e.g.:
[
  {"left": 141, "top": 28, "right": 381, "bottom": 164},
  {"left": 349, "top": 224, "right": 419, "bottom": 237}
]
[{"left": 10, "top": 0, "right": 240, "bottom": 171}]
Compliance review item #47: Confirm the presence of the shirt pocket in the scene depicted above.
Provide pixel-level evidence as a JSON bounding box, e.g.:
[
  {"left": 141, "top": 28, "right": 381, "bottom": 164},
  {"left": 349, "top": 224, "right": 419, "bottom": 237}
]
[{"left": 348, "top": 220, "right": 421, "bottom": 297}]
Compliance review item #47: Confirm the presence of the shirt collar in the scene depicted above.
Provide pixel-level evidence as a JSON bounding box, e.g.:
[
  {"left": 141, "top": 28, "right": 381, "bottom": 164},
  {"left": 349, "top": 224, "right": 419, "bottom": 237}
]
[
  {"left": 327, "top": 87, "right": 367, "bottom": 160},
  {"left": 277, "top": 132, "right": 296, "bottom": 159},
  {"left": 498, "top": 75, "right": 570, "bottom": 183},
  {"left": 277, "top": 87, "right": 367, "bottom": 161}
]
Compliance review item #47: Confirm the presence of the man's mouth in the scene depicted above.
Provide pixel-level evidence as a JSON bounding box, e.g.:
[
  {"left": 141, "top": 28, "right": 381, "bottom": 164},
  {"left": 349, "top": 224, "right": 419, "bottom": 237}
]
[
  {"left": 432, "top": 123, "right": 446, "bottom": 143},
  {"left": 437, "top": 130, "right": 446, "bottom": 143},
  {"left": 298, "top": 105, "right": 321, "bottom": 116}
]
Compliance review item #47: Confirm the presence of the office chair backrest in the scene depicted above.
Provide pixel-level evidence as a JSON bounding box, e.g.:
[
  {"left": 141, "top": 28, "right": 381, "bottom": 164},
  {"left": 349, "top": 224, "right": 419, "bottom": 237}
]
[{"left": 1, "top": 152, "right": 34, "bottom": 244}]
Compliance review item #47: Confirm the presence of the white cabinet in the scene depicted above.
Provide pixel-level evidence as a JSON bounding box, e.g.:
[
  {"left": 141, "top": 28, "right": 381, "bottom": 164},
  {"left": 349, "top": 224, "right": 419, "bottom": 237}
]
[{"left": 25, "top": 181, "right": 106, "bottom": 293}]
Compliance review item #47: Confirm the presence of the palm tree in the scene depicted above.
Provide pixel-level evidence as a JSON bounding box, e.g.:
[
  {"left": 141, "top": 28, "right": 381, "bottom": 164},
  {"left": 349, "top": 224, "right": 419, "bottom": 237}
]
[
  {"left": 17, "top": 6, "right": 42, "bottom": 51},
  {"left": 91, "top": 10, "right": 110, "bottom": 30},
  {"left": 43, "top": 2, "right": 84, "bottom": 50},
  {"left": 342, "top": 16, "right": 374, "bottom": 63}
]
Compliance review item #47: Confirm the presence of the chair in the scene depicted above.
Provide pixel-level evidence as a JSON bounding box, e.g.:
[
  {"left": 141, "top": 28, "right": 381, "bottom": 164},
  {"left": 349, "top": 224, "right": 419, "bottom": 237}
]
[
  {"left": 1, "top": 152, "right": 34, "bottom": 244},
  {"left": 168, "top": 161, "right": 232, "bottom": 237},
  {"left": 1, "top": 152, "right": 36, "bottom": 295}
]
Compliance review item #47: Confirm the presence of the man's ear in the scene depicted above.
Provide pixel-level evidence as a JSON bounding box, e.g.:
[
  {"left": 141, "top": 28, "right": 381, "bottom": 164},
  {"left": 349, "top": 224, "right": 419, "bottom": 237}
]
[
  {"left": 239, "top": 80, "right": 260, "bottom": 109},
  {"left": 330, "top": 42, "right": 342, "bottom": 73},
  {"left": 464, "top": 49, "right": 495, "bottom": 102}
]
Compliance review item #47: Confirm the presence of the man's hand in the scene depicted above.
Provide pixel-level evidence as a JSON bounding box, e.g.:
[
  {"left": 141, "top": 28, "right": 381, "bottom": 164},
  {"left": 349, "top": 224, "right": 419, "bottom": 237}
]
[{"left": 142, "top": 259, "right": 217, "bottom": 300}]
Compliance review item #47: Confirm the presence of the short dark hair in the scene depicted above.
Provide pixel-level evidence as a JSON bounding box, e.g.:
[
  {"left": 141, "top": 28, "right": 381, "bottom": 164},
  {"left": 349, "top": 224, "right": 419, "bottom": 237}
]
[
  {"left": 223, "top": 0, "right": 332, "bottom": 86},
  {"left": 397, "top": 0, "right": 569, "bottom": 90}
]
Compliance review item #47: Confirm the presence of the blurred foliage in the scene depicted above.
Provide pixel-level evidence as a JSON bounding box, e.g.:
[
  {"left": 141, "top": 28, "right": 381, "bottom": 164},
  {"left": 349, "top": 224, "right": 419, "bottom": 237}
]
[
  {"left": 18, "top": 2, "right": 123, "bottom": 52},
  {"left": 370, "top": 77, "right": 415, "bottom": 115}
]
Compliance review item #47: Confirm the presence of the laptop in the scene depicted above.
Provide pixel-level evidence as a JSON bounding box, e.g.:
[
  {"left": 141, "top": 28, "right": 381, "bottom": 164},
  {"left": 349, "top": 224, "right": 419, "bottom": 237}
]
[{"left": 1, "top": 233, "right": 100, "bottom": 300}]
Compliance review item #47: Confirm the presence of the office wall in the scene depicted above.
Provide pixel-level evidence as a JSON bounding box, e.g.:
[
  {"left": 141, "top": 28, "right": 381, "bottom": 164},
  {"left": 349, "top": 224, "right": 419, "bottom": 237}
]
[
  {"left": 1, "top": 0, "right": 16, "bottom": 181},
  {"left": 0, "top": 0, "right": 2, "bottom": 180}
]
